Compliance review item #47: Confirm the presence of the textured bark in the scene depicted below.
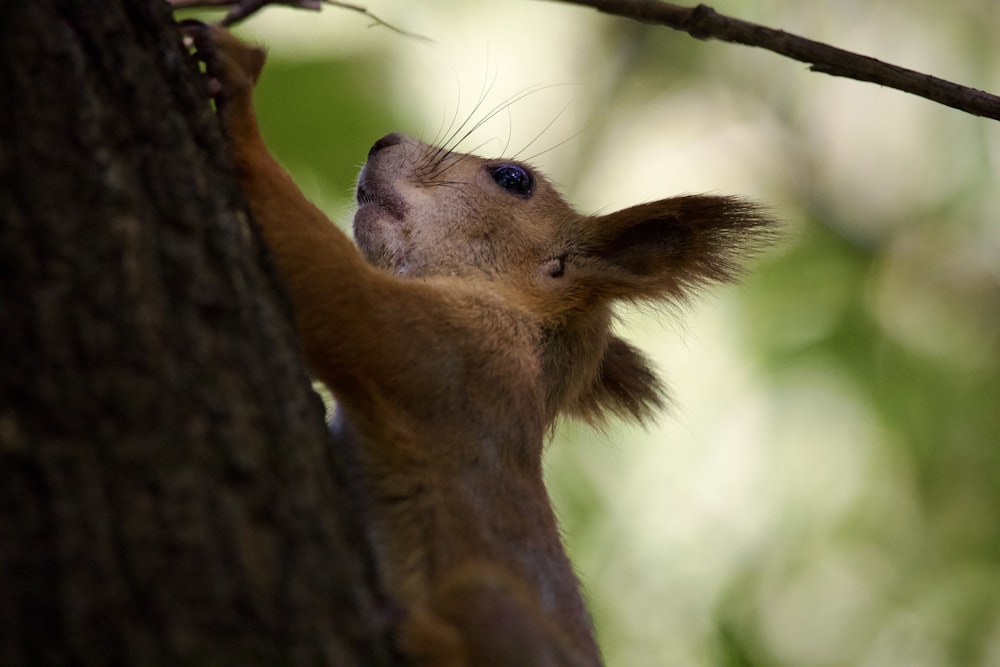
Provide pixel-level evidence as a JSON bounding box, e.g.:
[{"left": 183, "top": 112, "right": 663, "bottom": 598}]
[{"left": 0, "top": 1, "right": 393, "bottom": 664}]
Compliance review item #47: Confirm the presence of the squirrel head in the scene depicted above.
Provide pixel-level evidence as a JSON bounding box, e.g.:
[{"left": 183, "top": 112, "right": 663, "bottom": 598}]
[
  {"left": 355, "top": 133, "right": 774, "bottom": 316},
  {"left": 354, "top": 133, "right": 776, "bottom": 424}
]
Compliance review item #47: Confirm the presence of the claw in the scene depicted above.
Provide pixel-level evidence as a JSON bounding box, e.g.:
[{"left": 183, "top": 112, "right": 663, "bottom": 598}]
[
  {"left": 176, "top": 20, "right": 268, "bottom": 105},
  {"left": 177, "top": 18, "right": 204, "bottom": 47}
]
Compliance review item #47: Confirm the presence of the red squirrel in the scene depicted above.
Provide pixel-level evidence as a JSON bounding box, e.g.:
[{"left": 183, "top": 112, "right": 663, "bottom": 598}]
[{"left": 183, "top": 23, "right": 775, "bottom": 666}]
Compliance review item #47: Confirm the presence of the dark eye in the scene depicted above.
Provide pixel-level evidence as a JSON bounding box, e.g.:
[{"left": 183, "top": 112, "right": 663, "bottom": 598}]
[{"left": 488, "top": 164, "right": 534, "bottom": 197}]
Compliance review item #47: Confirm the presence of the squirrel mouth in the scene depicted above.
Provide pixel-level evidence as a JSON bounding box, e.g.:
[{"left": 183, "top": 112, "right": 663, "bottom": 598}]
[{"left": 356, "top": 174, "right": 406, "bottom": 221}]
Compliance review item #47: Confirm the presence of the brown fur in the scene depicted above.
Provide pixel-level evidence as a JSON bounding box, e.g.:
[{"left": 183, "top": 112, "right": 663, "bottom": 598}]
[{"left": 184, "top": 23, "right": 776, "bottom": 666}]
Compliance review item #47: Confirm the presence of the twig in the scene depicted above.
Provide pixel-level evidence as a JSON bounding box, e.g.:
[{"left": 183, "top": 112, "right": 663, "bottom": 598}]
[
  {"left": 544, "top": 0, "right": 1000, "bottom": 122},
  {"left": 167, "top": 0, "right": 430, "bottom": 41},
  {"left": 168, "top": 0, "right": 316, "bottom": 25},
  {"left": 321, "top": 0, "right": 430, "bottom": 40}
]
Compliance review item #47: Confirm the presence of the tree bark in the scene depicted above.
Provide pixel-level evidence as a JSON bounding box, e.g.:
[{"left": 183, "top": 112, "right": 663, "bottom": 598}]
[{"left": 0, "top": 1, "right": 393, "bottom": 664}]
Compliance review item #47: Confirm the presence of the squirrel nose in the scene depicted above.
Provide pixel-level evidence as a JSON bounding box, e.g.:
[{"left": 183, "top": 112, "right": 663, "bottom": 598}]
[{"left": 369, "top": 132, "right": 404, "bottom": 158}]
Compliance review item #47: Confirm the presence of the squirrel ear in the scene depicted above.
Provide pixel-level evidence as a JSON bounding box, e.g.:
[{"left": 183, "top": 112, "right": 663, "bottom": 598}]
[{"left": 570, "top": 195, "right": 776, "bottom": 303}]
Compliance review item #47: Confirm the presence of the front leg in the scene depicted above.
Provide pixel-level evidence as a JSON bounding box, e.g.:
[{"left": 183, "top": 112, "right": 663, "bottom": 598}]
[
  {"left": 182, "top": 23, "right": 517, "bottom": 439},
  {"left": 182, "top": 23, "right": 390, "bottom": 398}
]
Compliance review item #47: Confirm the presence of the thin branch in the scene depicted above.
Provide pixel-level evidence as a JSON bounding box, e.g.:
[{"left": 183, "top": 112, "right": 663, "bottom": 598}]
[
  {"left": 544, "top": 0, "right": 1000, "bottom": 122},
  {"left": 321, "top": 0, "right": 430, "bottom": 41},
  {"left": 168, "top": 0, "right": 318, "bottom": 25},
  {"left": 167, "top": 0, "right": 430, "bottom": 41}
]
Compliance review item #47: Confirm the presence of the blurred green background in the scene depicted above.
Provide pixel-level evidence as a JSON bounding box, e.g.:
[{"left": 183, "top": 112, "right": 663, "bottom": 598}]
[{"left": 202, "top": 1, "right": 999, "bottom": 664}]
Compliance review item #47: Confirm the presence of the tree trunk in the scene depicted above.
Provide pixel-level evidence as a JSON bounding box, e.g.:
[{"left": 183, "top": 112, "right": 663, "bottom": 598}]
[{"left": 0, "top": 1, "right": 393, "bottom": 664}]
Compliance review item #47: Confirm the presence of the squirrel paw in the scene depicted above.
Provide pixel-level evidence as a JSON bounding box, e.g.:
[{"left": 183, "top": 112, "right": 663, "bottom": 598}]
[{"left": 179, "top": 20, "right": 266, "bottom": 103}]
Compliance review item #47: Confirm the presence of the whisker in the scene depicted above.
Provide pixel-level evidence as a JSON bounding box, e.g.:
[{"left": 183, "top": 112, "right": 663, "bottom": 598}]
[
  {"left": 424, "top": 180, "right": 467, "bottom": 192},
  {"left": 437, "top": 62, "right": 499, "bottom": 158},
  {"left": 431, "top": 69, "right": 464, "bottom": 148},
  {"left": 511, "top": 100, "right": 572, "bottom": 161},
  {"left": 501, "top": 106, "right": 513, "bottom": 158},
  {"left": 431, "top": 135, "right": 498, "bottom": 177},
  {"left": 520, "top": 125, "right": 587, "bottom": 164},
  {"left": 448, "top": 86, "right": 541, "bottom": 150},
  {"left": 428, "top": 149, "right": 476, "bottom": 180},
  {"left": 448, "top": 83, "right": 573, "bottom": 158}
]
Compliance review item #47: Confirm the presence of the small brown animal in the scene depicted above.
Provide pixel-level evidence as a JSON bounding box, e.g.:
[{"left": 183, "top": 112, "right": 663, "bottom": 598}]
[{"left": 184, "top": 23, "right": 775, "bottom": 666}]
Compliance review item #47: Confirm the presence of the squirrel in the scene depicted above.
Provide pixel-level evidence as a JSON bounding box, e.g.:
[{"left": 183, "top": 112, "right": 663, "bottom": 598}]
[{"left": 182, "top": 22, "right": 775, "bottom": 666}]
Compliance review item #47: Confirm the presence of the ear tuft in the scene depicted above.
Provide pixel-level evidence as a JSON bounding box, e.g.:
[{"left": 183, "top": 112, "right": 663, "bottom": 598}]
[
  {"left": 570, "top": 336, "right": 668, "bottom": 425},
  {"left": 576, "top": 195, "right": 778, "bottom": 303}
]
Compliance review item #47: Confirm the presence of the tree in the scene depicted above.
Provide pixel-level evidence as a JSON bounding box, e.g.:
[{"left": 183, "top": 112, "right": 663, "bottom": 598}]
[{"left": 0, "top": 1, "right": 393, "bottom": 663}]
